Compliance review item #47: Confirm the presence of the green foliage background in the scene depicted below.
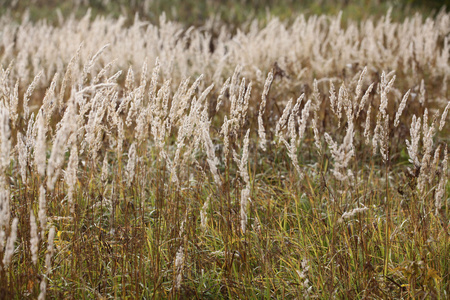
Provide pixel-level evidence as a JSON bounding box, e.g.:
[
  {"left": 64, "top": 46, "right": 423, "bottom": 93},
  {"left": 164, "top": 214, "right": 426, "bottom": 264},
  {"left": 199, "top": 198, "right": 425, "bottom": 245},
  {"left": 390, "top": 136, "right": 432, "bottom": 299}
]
[{"left": 0, "top": 0, "right": 449, "bottom": 25}]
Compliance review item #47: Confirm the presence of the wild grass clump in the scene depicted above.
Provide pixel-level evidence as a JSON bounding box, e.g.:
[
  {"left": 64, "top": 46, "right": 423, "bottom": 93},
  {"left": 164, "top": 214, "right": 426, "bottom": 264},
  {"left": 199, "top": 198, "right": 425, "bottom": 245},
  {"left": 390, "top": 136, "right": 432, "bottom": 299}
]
[{"left": 0, "top": 7, "right": 448, "bottom": 299}]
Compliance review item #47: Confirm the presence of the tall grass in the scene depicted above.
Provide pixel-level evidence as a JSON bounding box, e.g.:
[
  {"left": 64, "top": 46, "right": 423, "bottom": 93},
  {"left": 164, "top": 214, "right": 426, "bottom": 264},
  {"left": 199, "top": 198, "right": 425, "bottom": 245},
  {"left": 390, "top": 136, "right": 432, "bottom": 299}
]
[{"left": 0, "top": 8, "right": 448, "bottom": 299}]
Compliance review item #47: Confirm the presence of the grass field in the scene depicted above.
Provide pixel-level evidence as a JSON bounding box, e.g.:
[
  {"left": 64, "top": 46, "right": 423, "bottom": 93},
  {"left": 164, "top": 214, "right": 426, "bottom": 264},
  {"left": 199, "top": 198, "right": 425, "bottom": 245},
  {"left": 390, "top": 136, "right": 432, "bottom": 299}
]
[{"left": 0, "top": 1, "right": 449, "bottom": 299}]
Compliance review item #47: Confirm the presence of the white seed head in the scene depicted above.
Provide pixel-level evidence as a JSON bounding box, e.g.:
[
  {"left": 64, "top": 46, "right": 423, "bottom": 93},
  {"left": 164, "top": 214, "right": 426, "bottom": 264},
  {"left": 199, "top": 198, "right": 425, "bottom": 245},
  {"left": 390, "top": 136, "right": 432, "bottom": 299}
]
[
  {"left": 2, "top": 217, "right": 18, "bottom": 268},
  {"left": 439, "top": 101, "right": 450, "bottom": 131},
  {"left": 38, "top": 185, "right": 47, "bottom": 237},
  {"left": 126, "top": 142, "right": 137, "bottom": 187},
  {"left": 30, "top": 210, "right": 39, "bottom": 265},
  {"left": 394, "top": 89, "right": 410, "bottom": 127},
  {"left": 35, "top": 113, "right": 47, "bottom": 177}
]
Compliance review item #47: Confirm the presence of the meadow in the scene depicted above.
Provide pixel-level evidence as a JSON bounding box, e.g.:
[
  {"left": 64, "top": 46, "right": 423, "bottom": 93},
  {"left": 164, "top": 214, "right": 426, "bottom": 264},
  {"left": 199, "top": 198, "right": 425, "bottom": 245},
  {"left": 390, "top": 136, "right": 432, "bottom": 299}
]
[{"left": 0, "top": 1, "right": 449, "bottom": 299}]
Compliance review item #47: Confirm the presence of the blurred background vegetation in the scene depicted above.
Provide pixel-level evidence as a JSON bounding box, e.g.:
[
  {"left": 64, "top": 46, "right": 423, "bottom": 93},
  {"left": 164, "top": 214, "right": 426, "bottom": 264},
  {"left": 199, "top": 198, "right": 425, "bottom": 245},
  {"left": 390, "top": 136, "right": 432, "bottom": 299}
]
[{"left": 0, "top": 0, "right": 448, "bottom": 26}]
